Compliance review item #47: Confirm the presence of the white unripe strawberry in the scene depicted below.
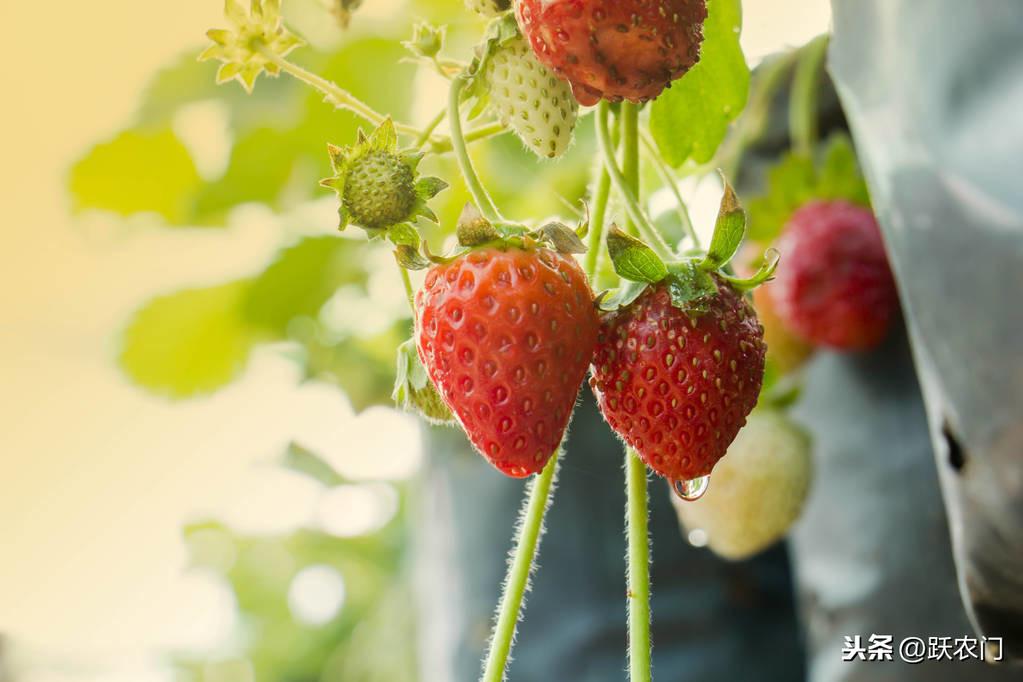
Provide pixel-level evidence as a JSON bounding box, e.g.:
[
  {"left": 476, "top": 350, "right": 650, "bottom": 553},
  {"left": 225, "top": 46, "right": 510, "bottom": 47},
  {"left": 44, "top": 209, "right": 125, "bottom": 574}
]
[
  {"left": 484, "top": 36, "right": 578, "bottom": 159},
  {"left": 671, "top": 410, "right": 813, "bottom": 560}
]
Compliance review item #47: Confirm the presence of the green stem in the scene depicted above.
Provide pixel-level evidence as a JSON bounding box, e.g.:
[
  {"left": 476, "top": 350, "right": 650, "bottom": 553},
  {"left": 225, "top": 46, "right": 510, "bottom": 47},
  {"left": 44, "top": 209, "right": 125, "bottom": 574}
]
[
  {"left": 415, "top": 108, "right": 448, "bottom": 150},
  {"left": 429, "top": 121, "right": 508, "bottom": 153},
  {"left": 481, "top": 451, "right": 561, "bottom": 682},
  {"left": 596, "top": 102, "right": 672, "bottom": 258},
  {"left": 619, "top": 102, "right": 653, "bottom": 682},
  {"left": 449, "top": 76, "right": 502, "bottom": 222},
  {"left": 261, "top": 50, "right": 421, "bottom": 137},
  {"left": 641, "top": 132, "right": 699, "bottom": 249},
  {"left": 789, "top": 34, "right": 829, "bottom": 157},
  {"left": 584, "top": 166, "right": 613, "bottom": 281},
  {"left": 399, "top": 267, "right": 416, "bottom": 315},
  {"left": 626, "top": 450, "right": 652, "bottom": 682}
]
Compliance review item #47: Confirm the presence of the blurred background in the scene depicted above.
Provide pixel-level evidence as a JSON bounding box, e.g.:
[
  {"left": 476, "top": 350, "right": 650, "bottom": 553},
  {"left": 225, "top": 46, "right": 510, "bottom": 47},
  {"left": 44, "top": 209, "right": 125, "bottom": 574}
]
[{"left": 0, "top": 1, "right": 830, "bottom": 680}]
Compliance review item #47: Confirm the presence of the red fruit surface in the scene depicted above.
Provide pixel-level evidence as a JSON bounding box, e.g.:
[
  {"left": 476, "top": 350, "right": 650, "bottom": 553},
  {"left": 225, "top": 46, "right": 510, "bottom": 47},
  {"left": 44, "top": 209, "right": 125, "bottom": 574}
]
[
  {"left": 416, "top": 246, "right": 599, "bottom": 477},
  {"left": 515, "top": 0, "right": 707, "bottom": 106},
  {"left": 590, "top": 278, "right": 766, "bottom": 481},
  {"left": 769, "top": 200, "right": 897, "bottom": 351}
]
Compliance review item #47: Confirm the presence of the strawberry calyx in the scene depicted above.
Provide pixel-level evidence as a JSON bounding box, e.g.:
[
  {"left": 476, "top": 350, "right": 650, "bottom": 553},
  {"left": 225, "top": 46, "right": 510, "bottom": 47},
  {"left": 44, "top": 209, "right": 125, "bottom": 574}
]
[
  {"left": 393, "top": 339, "right": 455, "bottom": 425},
  {"left": 395, "top": 202, "right": 588, "bottom": 272},
  {"left": 601, "top": 181, "right": 778, "bottom": 313}
]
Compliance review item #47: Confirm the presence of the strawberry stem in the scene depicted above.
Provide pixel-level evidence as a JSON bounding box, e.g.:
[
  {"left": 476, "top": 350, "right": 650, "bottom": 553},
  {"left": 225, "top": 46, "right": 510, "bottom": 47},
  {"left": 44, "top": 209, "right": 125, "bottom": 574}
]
[
  {"left": 480, "top": 450, "right": 561, "bottom": 682},
  {"left": 449, "top": 75, "right": 503, "bottom": 223},
  {"left": 641, "top": 132, "right": 700, "bottom": 249},
  {"left": 596, "top": 102, "right": 672, "bottom": 258},
  {"left": 619, "top": 102, "right": 654, "bottom": 682},
  {"left": 626, "top": 450, "right": 652, "bottom": 682}
]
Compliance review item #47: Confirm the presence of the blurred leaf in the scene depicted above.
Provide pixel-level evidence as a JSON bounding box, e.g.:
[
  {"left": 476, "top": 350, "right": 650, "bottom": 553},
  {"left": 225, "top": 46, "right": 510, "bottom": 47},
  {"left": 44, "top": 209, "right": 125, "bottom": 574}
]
[
  {"left": 191, "top": 127, "right": 306, "bottom": 222},
  {"left": 280, "top": 442, "right": 346, "bottom": 486},
  {"left": 302, "top": 320, "right": 408, "bottom": 411},
  {"left": 243, "top": 236, "right": 369, "bottom": 333},
  {"left": 120, "top": 279, "right": 262, "bottom": 397},
  {"left": 649, "top": 0, "right": 749, "bottom": 166},
  {"left": 69, "top": 127, "right": 201, "bottom": 224},
  {"left": 747, "top": 134, "right": 869, "bottom": 243}
]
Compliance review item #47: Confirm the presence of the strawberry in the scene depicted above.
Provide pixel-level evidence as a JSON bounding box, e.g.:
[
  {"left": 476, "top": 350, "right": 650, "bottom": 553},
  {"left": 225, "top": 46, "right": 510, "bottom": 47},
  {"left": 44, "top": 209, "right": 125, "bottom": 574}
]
[
  {"left": 484, "top": 36, "right": 579, "bottom": 159},
  {"left": 591, "top": 275, "right": 766, "bottom": 481},
  {"left": 590, "top": 185, "right": 770, "bottom": 482},
  {"left": 515, "top": 0, "right": 708, "bottom": 106},
  {"left": 465, "top": 0, "right": 511, "bottom": 17},
  {"left": 415, "top": 230, "right": 599, "bottom": 477},
  {"left": 671, "top": 409, "right": 812, "bottom": 560},
  {"left": 768, "top": 199, "right": 897, "bottom": 351}
]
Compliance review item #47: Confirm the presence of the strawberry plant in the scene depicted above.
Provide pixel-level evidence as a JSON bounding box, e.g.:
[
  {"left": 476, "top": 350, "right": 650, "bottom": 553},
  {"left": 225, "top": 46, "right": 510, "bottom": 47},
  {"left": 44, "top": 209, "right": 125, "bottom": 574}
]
[{"left": 72, "top": 0, "right": 867, "bottom": 679}]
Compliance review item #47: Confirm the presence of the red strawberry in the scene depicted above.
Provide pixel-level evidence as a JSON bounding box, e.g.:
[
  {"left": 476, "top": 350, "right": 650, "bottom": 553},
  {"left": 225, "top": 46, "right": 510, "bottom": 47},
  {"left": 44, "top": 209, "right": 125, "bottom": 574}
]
[
  {"left": 769, "top": 200, "right": 897, "bottom": 351},
  {"left": 416, "top": 245, "right": 599, "bottom": 477},
  {"left": 590, "top": 276, "right": 766, "bottom": 482},
  {"left": 515, "top": 0, "right": 708, "bottom": 106}
]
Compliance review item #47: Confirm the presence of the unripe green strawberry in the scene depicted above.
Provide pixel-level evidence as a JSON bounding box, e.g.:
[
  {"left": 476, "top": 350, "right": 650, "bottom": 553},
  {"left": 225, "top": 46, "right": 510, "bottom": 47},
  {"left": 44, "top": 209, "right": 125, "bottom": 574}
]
[
  {"left": 671, "top": 410, "right": 812, "bottom": 560},
  {"left": 465, "top": 0, "right": 511, "bottom": 17},
  {"left": 484, "top": 36, "right": 578, "bottom": 159},
  {"left": 321, "top": 119, "right": 447, "bottom": 234}
]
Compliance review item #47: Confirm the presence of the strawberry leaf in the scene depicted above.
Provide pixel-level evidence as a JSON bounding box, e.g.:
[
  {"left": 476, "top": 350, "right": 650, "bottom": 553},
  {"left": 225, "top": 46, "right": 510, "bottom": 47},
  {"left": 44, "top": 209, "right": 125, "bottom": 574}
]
[
  {"left": 649, "top": 0, "right": 749, "bottom": 166},
  {"left": 606, "top": 226, "right": 669, "bottom": 284},
  {"left": 700, "top": 180, "right": 747, "bottom": 271}
]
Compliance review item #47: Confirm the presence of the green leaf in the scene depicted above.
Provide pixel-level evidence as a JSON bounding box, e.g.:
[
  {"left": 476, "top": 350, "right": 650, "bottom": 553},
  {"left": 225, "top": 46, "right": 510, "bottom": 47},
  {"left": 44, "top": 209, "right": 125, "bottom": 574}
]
[
  {"left": 243, "top": 236, "right": 368, "bottom": 333},
  {"left": 606, "top": 226, "right": 669, "bottom": 284},
  {"left": 120, "top": 279, "right": 262, "bottom": 397},
  {"left": 649, "top": 0, "right": 749, "bottom": 166},
  {"left": 388, "top": 223, "right": 421, "bottom": 249},
  {"left": 69, "top": 127, "right": 201, "bottom": 224},
  {"left": 720, "top": 247, "right": 779, "bottom": 290},
  {"left": 700, "top": 181, "right": 747, "bottom": 270},
  {"left": 817, "top": 134, "right": 870, "bottom": 205},
  {"left": 665, "top": 261, "right": 719, "bottom": 312},
  {"left": 747, "top": 134, "right": 870, "bottom": 244},
  {"left": 599, "top": 280, "right": 650, "bottom": 311}
]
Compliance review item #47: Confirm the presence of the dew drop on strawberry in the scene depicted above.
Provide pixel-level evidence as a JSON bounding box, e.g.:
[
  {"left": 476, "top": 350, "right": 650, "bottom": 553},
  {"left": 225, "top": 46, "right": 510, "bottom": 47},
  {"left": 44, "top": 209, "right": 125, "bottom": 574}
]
[{"left": 672, "top": 474, "right": 711, "bottom": 502}]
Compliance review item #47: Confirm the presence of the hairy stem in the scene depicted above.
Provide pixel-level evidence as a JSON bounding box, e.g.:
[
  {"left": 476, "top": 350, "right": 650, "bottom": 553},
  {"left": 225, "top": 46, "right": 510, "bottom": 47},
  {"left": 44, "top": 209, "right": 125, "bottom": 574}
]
[
  {"left": 584, "top": 167, "right": 613, "bottom": 281},
  {"left": 415, "top": 108, "right": 448, "bottom": 150},
  {"left": 619, "top": 103, "right": 654, "bottom": 682},
  {"left": 641, "top": 132, "right": 698, "bottom": 249},
  {"left": 481, "top": 451, "right": 561, "bottom": 682},
  {"left": 429, "top": 120, "right": 508, "bottom": 154},
  {"left": 449, "top": 76, "right": 502, "bottom": 222},
  {"left": 261, "top": 50, "right": 421, "bottom": 136},
  {"left": 626, "top": 450, "right": 652, "bottom": 682},
  {"left": 399, "top": 266, "right": 416, "bottom": 315},
  {"left": 596, "top": 102, "right": 672, "bottom": 257},
  {"left": 789, "top": 34, "right": 829, "bottom": 157}
]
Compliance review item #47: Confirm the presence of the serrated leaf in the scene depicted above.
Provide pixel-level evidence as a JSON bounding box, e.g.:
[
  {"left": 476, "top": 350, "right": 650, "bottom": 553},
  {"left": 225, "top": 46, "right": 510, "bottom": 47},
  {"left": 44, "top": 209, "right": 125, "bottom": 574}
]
[
  {"left": 700, "top": 181, "right": 747, "bottom": 270},
  {"left": 649, "top": 0, "right": 749, "bottom": 166},
  {"left": 606, "top": 226, "right": 669, "bottom": 284},
  {"left": 120, "top": 279, "right": 261, "bottom": 397},
  {"left": 69, "top": 127, "right": 201, "bottom": 224},
  {"left": 243, "top": 237, "right": 368, "bottom": 332},
  {"left": 665, "top": 261, "right": 719, "bottom": 311}
]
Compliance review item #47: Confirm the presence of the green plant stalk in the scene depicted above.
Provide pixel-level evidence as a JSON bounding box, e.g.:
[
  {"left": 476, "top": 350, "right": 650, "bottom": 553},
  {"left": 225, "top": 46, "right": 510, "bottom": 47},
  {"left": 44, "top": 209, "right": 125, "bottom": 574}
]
[
  {"left": 584, "top": 167, "right": 613, "bottom": 281},
  {"left": 260, "top": 50, "right": 421, "bottom": 136},
  {"left": 596, "top": 102, "right": 672, "bottom": 258},
  {"left": 415, "top": 108, "right": 448, "bottom": 149},
  {"left": 641, "top": 132, "right": 698, "bottom": 249},
  {"left": 449, "top": 76, "right": 502, "bottom": 222},
  {"left": 789, "top": 34, "right": 829, "bottom": 157},
  {"left": 429, "top": 121, "right": 508, "bottom": 153},
  {"left": 619, "top": 102, "right": 653, "bottom": 682},
  {"left": 625, "top": 448, "right": 652, "bottom": 682},
  {"left": 399, "top": 267, "right": 416, "bottom": 315},
  {"left": 481, "top": 450, "right": 561, "bottom": 682}
]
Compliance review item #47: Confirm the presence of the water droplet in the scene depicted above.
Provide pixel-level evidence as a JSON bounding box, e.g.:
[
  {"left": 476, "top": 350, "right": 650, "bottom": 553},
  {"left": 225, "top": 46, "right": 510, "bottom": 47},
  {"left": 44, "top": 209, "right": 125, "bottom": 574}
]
[{"left": 672, "top": 475, "right": 710, "bottom": 501}]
